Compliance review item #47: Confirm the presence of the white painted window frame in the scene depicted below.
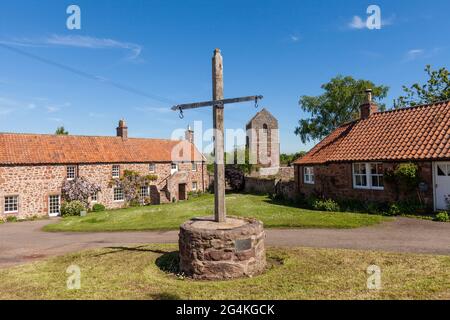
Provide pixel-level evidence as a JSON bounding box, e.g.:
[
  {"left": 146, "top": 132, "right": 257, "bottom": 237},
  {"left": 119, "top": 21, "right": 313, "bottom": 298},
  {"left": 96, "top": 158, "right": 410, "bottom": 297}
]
[
  {"left": 4, "top": 195, "right": 19, "bottom": 214},
  {"left": 303, "top": 167, "right": 315, "bottom": 185},
  {"left": 48, "top": 195, "right": 61, "bottom": 216},
  {"left": 66, "top": 165, "right": 77, "bottom": 180},
  {"left": 192, "top": 162, "right": 197, "bottom": 172},
  {"left": 352, "top": 163, "right": 384, "bottom": 191},
  {"left": 192, "top": 181, "right": 198, "bottom": 191},
  {"left": 112, "top": 165, "right": 120, "bottom": 179},
  {"left": 149, "top": 163, "right": 156, "bottom": 173},
  {"left": 140, "top": 186, "right": 150, "bottom": 198},
  {"left": 113, "top": 187, "right": 124, "bottom": 202}
]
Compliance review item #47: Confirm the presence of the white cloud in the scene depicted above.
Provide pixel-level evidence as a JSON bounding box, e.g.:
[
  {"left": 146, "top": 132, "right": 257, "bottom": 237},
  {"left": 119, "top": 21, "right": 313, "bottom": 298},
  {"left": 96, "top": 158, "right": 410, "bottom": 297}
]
[
  {"left": 405, "top": 49, "right": 425, "bottom": 61},
  {"left": 349, "top": 16, "right": 367, "bottom": 29},
  {"left": 0, "top": 35, "right": 143, "bottom": 60},
  {"left": 48, "top": 117, "right": 63, "bottom": 122},
  {"left": 289, "top": 35, "right": 300, "bottom": 42},
  {"left": 403, "top": 47, "right": 442, "bottom": 62},
  {"left": 348, "top": 14, "right": 395, "bottom": 30}
]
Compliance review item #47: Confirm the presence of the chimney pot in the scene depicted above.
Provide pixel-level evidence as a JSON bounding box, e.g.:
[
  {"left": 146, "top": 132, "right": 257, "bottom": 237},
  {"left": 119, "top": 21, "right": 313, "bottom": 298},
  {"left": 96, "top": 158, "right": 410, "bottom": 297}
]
[
  {"left": 360, "top": 89, "right": 378, "bottom": 120},
  {"left": 116, "top": 119, "right": 128, "bottom": 140}
]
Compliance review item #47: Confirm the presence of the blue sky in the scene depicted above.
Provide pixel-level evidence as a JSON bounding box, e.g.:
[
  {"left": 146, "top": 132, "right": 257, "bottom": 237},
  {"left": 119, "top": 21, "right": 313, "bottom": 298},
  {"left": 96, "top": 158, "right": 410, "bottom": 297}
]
[{"left": 0, "top": 0, "right": 448, "bottom": 153}]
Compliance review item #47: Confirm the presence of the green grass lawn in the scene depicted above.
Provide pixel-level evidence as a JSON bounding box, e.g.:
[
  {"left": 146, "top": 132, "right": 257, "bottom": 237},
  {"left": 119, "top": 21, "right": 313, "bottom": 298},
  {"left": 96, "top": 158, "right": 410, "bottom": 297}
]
[
  {"left": 0, "top": 244, "right": 448, "bottom": 300},
  {"left": 43, "top": 193, "right": 389, "bottom": 232}
]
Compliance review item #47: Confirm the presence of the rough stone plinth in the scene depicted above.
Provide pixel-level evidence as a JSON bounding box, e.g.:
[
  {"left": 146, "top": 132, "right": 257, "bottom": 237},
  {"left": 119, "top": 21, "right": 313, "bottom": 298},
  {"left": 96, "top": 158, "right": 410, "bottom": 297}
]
[{"left": 179, "top": 217, "right": 266, "bottom": 280}]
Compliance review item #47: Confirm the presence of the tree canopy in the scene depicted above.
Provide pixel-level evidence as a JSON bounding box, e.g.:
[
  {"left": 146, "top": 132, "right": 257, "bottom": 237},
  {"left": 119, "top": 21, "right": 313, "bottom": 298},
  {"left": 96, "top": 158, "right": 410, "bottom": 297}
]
[
  {"left": 396, "top": 65, "right": 450, "bottom": 107},
  {"left": 55, "top": 126, "right": 69, "bottom": 135},
  {"left": 295, "top": 76, "right": 389, "bottom": 144}
]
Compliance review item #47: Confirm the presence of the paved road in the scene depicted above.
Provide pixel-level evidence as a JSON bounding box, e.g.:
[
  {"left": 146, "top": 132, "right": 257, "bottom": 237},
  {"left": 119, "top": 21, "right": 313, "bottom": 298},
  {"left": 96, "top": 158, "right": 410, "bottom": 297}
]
[{"left": 1, "top": 217, "right": 449, "bottom": 268}]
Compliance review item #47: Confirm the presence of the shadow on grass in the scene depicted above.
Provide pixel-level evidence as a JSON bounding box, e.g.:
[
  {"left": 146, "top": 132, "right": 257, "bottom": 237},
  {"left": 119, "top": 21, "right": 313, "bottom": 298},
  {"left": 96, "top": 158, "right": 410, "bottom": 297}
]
[
  {"left": 149, "top": 292, "right": 181, "bottom": 300},
  {"left": 91, "top": 245, "right": 172, "bottom": 257},
  {"left": 155, "top": 251, "right": 180, "bottom": 274}
]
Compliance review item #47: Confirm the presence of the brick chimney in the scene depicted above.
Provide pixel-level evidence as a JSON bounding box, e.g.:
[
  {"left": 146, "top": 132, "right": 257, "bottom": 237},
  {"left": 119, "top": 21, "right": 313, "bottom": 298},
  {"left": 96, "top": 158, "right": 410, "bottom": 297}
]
[
  {"left": 360, "top": 89, "right": 378, "bottom": 120},
  {"left": 116, "top": 119, "right": 128, "bottom": 140},
  {"left": 185, "top": 124, "right": 194, "bottom": 143}
]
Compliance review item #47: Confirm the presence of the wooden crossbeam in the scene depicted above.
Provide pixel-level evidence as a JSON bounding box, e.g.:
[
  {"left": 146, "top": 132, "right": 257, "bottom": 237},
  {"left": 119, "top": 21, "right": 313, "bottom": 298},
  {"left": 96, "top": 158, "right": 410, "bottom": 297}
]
[{"left": 171, "top": 95, "right": 263, "bottom": 111}]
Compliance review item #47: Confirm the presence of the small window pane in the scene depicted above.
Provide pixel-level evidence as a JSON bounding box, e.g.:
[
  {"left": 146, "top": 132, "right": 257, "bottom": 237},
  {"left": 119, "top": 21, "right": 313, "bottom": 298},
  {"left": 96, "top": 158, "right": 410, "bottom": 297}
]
[
  {"left": 192, "top": 182, "right": 198, "bottom": 190},
  {"left": 149, "top": 163, "right": 155, "bottom": 173},
  {"left": 67, "top": 166, "right": 76, "bottom": 180},
  {"left": 4, "top": 196, "right": 18, "bottom": 213},
  {"left": 140, "top": 186, "right": 149, "bottom": 198},
  {"left": 112, "top": 165, "right": 120, "bottom": 178},
  {"left": 437, "top": 164, "right": 446, "bottom": 176},
  {"left": 192, "top": 162, "right": 197, "bottom": 171},
  {"left": 114, "top": 188, "right": 124, "bottom": 201},
  {"left": 49, "top": 195, "right": 60, "bottom": 215}
]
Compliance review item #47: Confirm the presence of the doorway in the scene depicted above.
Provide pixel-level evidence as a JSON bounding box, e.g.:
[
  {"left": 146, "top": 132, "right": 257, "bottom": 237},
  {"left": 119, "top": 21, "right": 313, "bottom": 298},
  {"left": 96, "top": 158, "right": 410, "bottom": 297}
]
[
  {"left": 435, "top": 162, "right": 450, "bottom": 210},
  {"left": 178, "top": 183, "right": 186, "bottom": 201}
]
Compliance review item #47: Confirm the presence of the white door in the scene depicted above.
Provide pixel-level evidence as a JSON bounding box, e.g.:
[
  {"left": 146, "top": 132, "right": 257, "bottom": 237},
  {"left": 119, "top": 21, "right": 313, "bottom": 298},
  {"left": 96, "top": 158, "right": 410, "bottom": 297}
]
[{"left": 435, "top": 162, "right": 450, "bottom": 210}]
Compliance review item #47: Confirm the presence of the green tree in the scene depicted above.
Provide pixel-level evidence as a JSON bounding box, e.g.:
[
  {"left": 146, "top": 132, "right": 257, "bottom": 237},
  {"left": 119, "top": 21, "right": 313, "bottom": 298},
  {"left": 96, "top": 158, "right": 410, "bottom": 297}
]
[
  {"left": 280, "top": 152, "right": 307, "bottom": 166},
  {"left": 295, "top": 76, "right": 389, "bottom": 143},
  {"left": 55, "top": 126, "right": 69, "bottom": 135},
  {"left": 397, "top": 65, "right": 450, "bottom": 107}
]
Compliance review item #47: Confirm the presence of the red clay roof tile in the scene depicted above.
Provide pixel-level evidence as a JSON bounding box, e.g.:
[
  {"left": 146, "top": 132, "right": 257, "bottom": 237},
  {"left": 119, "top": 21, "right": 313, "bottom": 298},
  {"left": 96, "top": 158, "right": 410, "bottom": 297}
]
[
  {"left": 295, "top": 101, "right": 450, "bottom": 165},
  {"left": 0, "top": 134, "right": 205, "bottom": 165}
]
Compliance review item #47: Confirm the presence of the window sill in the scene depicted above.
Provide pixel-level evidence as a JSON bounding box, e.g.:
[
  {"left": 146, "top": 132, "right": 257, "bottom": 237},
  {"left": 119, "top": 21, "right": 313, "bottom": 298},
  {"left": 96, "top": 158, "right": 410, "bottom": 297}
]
[
  {"left": 4, "top": 211, "right": 18, "bottom": 214},
  {"left": 354, "top": 186, "right": 385, "bottom": 191}
]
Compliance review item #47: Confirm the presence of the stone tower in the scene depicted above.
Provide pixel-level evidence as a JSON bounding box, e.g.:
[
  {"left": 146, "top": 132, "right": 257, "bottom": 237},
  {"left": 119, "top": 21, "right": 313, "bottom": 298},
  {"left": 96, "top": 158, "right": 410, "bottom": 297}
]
[{"left": 246, "top": 108, "right": 280, "bottom": 169}]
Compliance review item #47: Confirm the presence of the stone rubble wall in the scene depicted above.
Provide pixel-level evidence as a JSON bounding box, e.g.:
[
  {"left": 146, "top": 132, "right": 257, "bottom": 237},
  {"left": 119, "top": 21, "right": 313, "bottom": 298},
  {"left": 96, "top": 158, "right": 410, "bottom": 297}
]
[
  {"left": 179, "top": 218, "right": 266, "bottom": 280},
  {"left": 0, "top": 162, "right": 208, "bottom": 219}
]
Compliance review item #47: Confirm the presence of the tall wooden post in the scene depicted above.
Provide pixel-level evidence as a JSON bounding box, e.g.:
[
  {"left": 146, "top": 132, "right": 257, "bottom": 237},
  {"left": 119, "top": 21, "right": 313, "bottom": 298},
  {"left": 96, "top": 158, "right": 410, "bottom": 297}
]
[{"left": 212, "top": 48, "right": 226, "bottom": 222}]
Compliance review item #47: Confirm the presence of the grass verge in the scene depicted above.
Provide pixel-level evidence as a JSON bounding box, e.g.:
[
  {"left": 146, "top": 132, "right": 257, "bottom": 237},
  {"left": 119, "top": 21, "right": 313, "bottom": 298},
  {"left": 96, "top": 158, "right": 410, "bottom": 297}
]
[
  {"left": 44, "top": 194, "right": 388, "bottom": 232},
  {"left": 0, "top": 244, "right": 448, "bottom": 300}
]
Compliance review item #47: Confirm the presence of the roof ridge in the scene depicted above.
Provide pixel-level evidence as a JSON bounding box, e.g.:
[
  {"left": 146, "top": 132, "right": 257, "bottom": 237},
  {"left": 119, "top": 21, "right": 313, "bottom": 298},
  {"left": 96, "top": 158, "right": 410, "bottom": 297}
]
[
  {"left": 0, "top": 132, "right": 176, "bottom": 142},
  {"left": 372, "top": 99, "right": 450, "bottom": 116}
]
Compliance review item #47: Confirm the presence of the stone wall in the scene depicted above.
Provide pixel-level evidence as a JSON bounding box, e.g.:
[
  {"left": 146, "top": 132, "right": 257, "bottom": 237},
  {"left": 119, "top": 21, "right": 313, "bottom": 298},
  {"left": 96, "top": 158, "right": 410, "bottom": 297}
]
[
  {"left": 0, "top": 161, "right": 208, "bottom": 219},
  {"left": 294, "top": 161, "right": 434, "bottom": 207},
  {"left": 244, "top": 177, "right": 276, "bottom": 195},
  {"left": 179, "top": 217, "right": 266, "bottom": 280}
]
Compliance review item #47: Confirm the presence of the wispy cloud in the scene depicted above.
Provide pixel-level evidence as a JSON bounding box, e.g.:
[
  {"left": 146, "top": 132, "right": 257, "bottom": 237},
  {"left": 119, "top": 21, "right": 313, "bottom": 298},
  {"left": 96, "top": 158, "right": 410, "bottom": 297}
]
[
  {"left": 349, "top": 16, "right": 367, "bottom": 29},
  {"left": 45, "top": 102, "right": 70, "bottom": 113},
  {"left": 0, "top": 35, "right": 143, "bottom": 61},
  {"left": 289, "top": 34, "right": 301, "bottom": 43},
  {"left": 405, "top": 49, "right": 425, "bottom": 61},
  {"left": 347, "top": 14, "right": 395, "bottom": 30},
  {"left": 403, "top": 47, "right": 442, "bottom": 62},
  {"left": 48, "top": 117, "right": 63, "bottom": 123}
]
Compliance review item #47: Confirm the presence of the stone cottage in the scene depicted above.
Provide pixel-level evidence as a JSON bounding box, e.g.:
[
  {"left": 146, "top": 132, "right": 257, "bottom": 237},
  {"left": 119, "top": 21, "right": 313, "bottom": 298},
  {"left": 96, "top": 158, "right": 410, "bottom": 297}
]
[
  {"left": 294, "top": 90, "right": 450, "bottom": 211},
  {"left": 246, "top": 108, "right": 280, "bottom": 173},
  {"left": 0, "top": 120, "right": 208, "bottom": 219}
]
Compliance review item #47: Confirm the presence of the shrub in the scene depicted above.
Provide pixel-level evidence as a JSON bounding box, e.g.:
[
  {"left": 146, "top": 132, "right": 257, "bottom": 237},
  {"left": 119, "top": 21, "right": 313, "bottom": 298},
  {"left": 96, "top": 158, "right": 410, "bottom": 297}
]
[
  {"left": 62, "top": 177, "right": 101, "bottom": 206},
  {"left": 61, "top": 201, "right": 86, "bottom": 217},
  {"left": 385, "top": 204, "right": 401, "bottom": 216},
  {"left": 92, "top": 203, "right": 106, "bottom": 212},
  {"left": 435, "top": 212, "right": 449, "bottom": 222},
  {"left": 390, "top": 163, "right": 420, "bottom": 190},
  {"left": 6, "top": 215, "right": 17, "bottom": 223},
  {"left": 446, "top": 195, "right": 450, "bottom": 211},
  {"left": 312, "top": 199, "right": 340, "bottom": 212}
]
